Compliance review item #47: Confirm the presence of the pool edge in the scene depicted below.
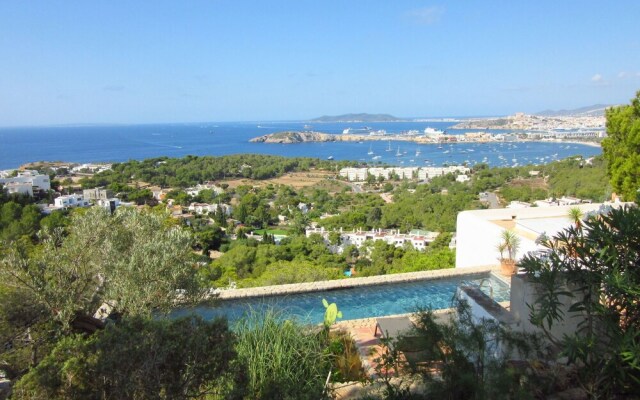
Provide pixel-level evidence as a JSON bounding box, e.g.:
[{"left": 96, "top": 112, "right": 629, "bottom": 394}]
[{"left": 216, "top": 266, "right": 498, "bottom": 300}]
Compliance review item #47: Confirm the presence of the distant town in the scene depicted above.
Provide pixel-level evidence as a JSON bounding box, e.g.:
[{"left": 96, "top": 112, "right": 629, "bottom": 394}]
[{"left": 250, "top": 112, "right": 606, "bottom": 145}]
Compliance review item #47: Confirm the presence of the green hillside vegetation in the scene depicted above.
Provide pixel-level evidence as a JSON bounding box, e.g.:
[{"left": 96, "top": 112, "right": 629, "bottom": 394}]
[
  {"left": 80, "top": 154, "right": 360, "bottom": 188},
  {"left": 200, "top": 233, "right": 455, "bottom": 288},
  {"left": 494, "top": 156, "right": 610, "bottom": 203}
]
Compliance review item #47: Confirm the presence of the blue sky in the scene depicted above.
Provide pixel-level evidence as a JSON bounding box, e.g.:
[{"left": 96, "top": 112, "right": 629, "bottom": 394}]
[{"left": 1, "top": 1, "right": 639, "bottom": 125}]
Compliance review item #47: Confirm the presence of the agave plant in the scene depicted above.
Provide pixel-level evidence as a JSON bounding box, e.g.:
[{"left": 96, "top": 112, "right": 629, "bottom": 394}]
[
  {"left": 568, "top": 206, "right": 584, "bottom": 229},
  {"left": 497, "top": 230, "right": 520, "bottom": 263}
]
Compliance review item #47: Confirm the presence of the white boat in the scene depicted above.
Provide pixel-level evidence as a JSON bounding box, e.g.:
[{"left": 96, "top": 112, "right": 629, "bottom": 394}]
[
  {"left": 327, "top": 156, "right": 334, "bottom": 160},
  {"left": 367, "top": 145, "right": 374, "bottom": 155},
  {"left": 396, "top": 146, "right": 402, "bottom": 156},
  {"left": 415, "top": 148, "right": 421, "bottom": 156},
  {"left": 372, "top": 155, "right": 381, "bottom": 160},
  {"left": 386, "top": 141, "right": 392, "bottom": 152}
]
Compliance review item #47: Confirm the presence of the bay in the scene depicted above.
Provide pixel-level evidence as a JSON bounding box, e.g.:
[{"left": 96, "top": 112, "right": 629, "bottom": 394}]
[{"left": 0, "top": 121, "right": 601, "bottom": 169}]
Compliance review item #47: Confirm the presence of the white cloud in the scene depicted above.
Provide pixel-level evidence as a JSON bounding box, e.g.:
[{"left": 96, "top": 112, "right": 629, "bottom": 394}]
[
  {"left": 408, "top": 6, "right": 444, "bottom": 25},
  {"left": 591, "top": 74, "right": 603, "bottom": 82},
  {"left": 616, "top": 71, "right": 640, "bottom": 79}
]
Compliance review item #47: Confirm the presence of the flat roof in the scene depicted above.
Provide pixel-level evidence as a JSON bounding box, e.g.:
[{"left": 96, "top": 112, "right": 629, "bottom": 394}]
[{"left": 516, "top": 216, "right": 571, "bottom": 237}]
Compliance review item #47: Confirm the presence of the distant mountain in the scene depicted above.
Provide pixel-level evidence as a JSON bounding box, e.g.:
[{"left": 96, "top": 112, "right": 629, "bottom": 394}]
[
  {"left": 535, "top": 104, "right": 613, "bottom": 117},
  {"left": 310, "top": 113, "right": 403, "bottom": 122}
]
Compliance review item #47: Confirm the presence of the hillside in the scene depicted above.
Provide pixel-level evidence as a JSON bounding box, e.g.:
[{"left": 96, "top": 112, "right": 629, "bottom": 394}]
[
  {"left": 535, "top": 104, "right": 613, "bottom": 117},
  {"left": 310, "top": 113, "right": 403, "bottom": 122}
]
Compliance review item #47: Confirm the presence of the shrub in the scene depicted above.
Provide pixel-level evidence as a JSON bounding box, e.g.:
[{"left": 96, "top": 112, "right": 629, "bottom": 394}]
[{"left": 234, "top": 309, "right": 331, "bottom": 399}]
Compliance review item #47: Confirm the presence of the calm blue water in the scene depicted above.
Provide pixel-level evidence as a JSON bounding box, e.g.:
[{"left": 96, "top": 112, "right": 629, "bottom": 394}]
[
  {"left": 171, "top": 274, "right": 510, "bottom": 325},
  {"left": 0, "top": 121, "right": 600, "bottom": 169}
]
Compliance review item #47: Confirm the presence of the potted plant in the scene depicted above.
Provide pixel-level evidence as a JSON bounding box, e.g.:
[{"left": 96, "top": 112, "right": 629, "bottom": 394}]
[{"left": 497, "top": 230, "right": 520, "bottom": 275}]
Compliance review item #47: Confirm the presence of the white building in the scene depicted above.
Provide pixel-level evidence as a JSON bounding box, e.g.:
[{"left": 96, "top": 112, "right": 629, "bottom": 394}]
[
  {"left": 71, "top": 163, "right": 112, "bottom": 173},
  {"left": 306, "top": 227, "right": 439, "bottom": 251},
  {"left": 297, "top": 202, "right": 309, "bottom": 214},
  {"left": 97, "top": 198, "right": 122, "bottom": 212},
  {"left": 456, "top": 174, "right": 470, "bottom": 183},
  {"left": 558, "top": 196, "right": 582, "bottom": 206},
  {"left": 83, "top": 188, "right": 113, "bottom": 201},
  {"left": 455, "top": 203, "right": 622, "bottom": 269},
  {"left": 185, "top": 182, "right": 226, "bottom": 197},
  {"left": 533, "top": 198, "right": 557, "bottom": 207},
  {"left": 0, "top": 170, "right": 15, "bottom": 178},
  {"left": 0, "top": 170, "right": 51, "bottom": 194},
  {"left": 4, "top": 182, "right": 33, "bottom": 196},
  {"left": 339, "top": 166, "right": 471, "bottom": 182},
  {"left": 54, "top": 194, "right": 90, "bottom": 209},
  {"left": 188, "top": 202, "right": 232, "bottom": 216},
  {"left": 506, "top": 201, "right": 531, "bottom": 209},
  {"left": 339, "top": 168, "right": 368, "bottom": 182}
]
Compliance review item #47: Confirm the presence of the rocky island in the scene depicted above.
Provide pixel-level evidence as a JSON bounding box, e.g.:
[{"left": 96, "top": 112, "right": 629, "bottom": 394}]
[
  {"left": 249, "top": 131, "right": 339, "bottom": 144},
  {"left": 250, "top": 131, "right": 412, "bottom": 144}
]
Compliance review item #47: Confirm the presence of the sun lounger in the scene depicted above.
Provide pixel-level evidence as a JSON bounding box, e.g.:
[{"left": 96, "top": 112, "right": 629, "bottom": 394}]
[{"left": 374, "top": 316, "right": 415, "bottom": 339}]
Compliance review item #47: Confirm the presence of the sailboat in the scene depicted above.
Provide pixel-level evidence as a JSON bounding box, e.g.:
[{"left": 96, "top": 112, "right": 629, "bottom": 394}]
[
  {"left": 386, "top": 141, "right": 392, "bottom": 152},
  {"left": 396, "top": 146, "right": 402, "bottom": 156},
  {"left": 415, "top": 147, "right": 421, "bottom": 156},
  {"left": 367, "top": 145, "right": 374, "bottom": 155}
]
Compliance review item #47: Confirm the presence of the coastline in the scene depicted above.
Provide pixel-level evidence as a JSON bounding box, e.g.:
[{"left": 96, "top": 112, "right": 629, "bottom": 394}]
[{"left": 250, "top": 131, "right": 602, "bottom": 148}]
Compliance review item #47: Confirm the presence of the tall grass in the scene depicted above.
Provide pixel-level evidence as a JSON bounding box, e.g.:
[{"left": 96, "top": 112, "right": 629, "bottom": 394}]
[{"left": 234, "top": 309, "right": 331, "bottom": 399}]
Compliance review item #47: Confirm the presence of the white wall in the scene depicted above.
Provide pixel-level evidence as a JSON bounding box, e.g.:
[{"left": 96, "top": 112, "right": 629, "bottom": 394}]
[
  {"left": 456, "top": 211, "right": 512, "bottom": 268},
  {"left": 455, "top": 204, "right": 613, "bottom": 269}
]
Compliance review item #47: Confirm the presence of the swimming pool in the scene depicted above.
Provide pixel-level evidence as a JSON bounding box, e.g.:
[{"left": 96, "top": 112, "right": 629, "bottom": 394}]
[{"left": 172, "top": 274, "right": 509, "bottom": 325}]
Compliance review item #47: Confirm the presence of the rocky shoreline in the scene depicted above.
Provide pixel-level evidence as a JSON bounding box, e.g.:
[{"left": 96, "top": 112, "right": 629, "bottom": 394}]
[{"left": 249, "top": 131, "right": 602, "bottom": 147}]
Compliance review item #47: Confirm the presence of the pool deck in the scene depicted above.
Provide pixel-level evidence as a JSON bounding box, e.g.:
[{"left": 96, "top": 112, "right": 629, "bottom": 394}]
[
  {"left": 330, "top": 298, "right": 512, "bottom": 398},
  {"left": 217, "top": 266, "right": 499, "bottom": 300}
]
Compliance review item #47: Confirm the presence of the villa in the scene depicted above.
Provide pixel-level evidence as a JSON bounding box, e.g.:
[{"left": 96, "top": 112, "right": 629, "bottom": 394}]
[
  {"left": 187, "top": 202, "right": 232, "bottom": 216},
  {"left": 306, "top": 227, "right": 440, "bottom": 251},
  {"left": 0, "top": 170, "right": 51, "bottom": 196},
  {"left": 455, "top": 202, "right": 625, "bottom": 269}
]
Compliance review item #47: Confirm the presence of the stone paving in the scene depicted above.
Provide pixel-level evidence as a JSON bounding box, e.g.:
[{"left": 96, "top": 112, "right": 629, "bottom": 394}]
[
  {"left": 217, "top": 266, "right": 497, "bottom": 300},
  {"left": 333, "top": 309, "right": 455, "bottom": 379}
]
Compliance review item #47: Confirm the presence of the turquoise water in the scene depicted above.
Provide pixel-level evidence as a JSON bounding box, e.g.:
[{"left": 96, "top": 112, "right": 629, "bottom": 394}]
[
  {"left": 172, "top": 274, "right": 510, "bottom": 325},
  {"left": 0, "top": 121, "right": 600, "bottom": 169}
]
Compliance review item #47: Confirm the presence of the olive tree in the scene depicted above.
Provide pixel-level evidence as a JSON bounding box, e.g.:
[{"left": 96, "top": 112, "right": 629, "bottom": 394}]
[{"left": 1, "top": 207, "right": 204, "bottom": 330}]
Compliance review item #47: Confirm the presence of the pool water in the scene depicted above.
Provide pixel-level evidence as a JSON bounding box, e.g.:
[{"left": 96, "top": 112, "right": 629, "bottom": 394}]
[{"left": 173, "top": 274, "right": 510, "bottom": 325}]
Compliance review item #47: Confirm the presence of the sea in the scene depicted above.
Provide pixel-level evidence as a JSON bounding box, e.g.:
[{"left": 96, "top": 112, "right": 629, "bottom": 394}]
[{"left": 0, "top": 121, "right": 601, "bottom": 170}]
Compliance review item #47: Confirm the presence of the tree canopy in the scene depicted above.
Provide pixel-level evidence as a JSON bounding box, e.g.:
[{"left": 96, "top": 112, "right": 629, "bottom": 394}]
[
  {"left": 602, "top": 91, "right": 640, "bottom": 201},
  {"left": 1, "top": 207, "right": 204, "bottom": 332}
]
